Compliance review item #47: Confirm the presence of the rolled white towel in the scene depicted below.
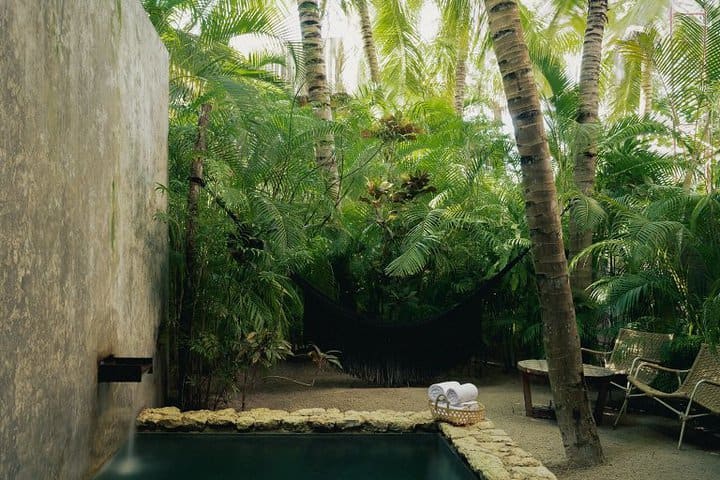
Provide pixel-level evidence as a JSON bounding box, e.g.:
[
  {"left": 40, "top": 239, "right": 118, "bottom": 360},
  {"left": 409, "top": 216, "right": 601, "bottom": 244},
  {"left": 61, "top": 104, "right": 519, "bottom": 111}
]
[
  {"left": 446, "top": 383, "right": 478, "bottom": 405},
  {"left": 428, "top": 381, "right": 461, "bottom": 402}
]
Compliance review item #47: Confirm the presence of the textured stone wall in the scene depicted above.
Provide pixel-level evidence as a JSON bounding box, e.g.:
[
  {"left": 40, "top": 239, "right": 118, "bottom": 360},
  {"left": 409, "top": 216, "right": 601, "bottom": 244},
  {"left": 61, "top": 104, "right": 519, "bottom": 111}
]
[{"left": 0, "top": 1, "right": 168, "bottom": 478}]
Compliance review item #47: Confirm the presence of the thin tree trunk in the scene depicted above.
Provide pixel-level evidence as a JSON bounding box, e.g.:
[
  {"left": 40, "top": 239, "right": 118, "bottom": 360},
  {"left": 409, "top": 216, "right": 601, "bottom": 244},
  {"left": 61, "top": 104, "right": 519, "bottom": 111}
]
[
  {"left": 454, "top": 28, "right": 470, "bottom": 115},
  {"left": 640, "top": 54, "right": 653, "bottom": 115},
  {"left": 335, "top": 39, "right": 347, "bottom": 94},
  {"left": 492, "top": 101, "right": 503, "bottom": 122},
  {"left": 297, "top": 0, "right": 340, "bottom": 198},
  {"left": 357, "top": 0, "right": 381, "bottom": 84},
  {"left": 483, "top": 0, "right": 604, "bottom": 466},
  {"left": 178, "top": 102, "right": 212, "bottom": 408},
  {"left": 569, "top": 0, "right": 608, "bottom": 295}
]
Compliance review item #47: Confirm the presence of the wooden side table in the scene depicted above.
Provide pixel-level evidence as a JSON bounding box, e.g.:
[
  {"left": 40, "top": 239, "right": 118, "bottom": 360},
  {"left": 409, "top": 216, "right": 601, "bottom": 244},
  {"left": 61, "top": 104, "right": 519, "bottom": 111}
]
[{"left": 517, "top": 359, "right": 615, "bottom": 425}]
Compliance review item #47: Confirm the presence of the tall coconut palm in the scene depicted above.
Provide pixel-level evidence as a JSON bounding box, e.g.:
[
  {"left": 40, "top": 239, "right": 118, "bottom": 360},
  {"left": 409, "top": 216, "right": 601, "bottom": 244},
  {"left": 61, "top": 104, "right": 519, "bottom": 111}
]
[
  {"left": 483, "top": 0, "right": 604, "bottom": 466},
  {"left": 339, "top": 0, "right": 381, "bottom": 84},
  {"left": 297, "top": 0, "right": 340, "bottom": 198},
  {"left": 356, "top": 0, "right": 382, "bottom": 83},
  {"left": 452, "top": 0, "right": 477, "bottom": 115},
  {"left": 435, "top": 0, "right": 474, "bottom": 114},
  {"left": 453, "top": 26, "right": 471, "bottom": 114},
  {"left": 569, "top": 0, "right": 608, "bottom": 294},
  {"left": 435, "top": 0, "right": 493, "bottom": 115}
]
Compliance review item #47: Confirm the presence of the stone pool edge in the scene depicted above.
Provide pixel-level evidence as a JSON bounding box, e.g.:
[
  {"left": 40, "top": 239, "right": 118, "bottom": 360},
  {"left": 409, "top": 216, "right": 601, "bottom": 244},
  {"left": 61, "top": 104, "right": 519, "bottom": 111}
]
[{"left": 136, "top": 407, "right": 556, "bottom": 480}]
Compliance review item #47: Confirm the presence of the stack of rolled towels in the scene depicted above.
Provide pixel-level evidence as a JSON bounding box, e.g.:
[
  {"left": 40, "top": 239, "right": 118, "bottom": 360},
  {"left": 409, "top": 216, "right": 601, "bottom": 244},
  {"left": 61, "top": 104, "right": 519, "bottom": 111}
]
[{"left": 428, "top": 381, "right": 479, "bottom": 410}]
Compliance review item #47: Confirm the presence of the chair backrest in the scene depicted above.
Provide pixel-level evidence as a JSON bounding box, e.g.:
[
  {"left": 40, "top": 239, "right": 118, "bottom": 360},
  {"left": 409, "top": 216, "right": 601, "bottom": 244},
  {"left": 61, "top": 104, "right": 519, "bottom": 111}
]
[
  {"left": 606, "top": 328, "right": 674, "bottom": 377},
  {"left": 678, "top": 344, "right": 720, "bottom": 414}
]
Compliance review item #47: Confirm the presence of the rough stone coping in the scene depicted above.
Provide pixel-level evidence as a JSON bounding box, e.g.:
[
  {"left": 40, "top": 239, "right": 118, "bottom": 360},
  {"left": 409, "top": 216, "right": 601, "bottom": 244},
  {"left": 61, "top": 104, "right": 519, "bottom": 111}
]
[{"left": 137, "top": 407, "right": 556, "bottom": 480}]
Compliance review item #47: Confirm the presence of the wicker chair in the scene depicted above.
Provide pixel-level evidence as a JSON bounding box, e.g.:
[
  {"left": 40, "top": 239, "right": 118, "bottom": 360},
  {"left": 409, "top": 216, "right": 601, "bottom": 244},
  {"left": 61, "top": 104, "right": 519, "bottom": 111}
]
[
  {"left": 581, "top": 328, "right": 674, "bottom": 391},
  {"left": 613, "top": 344, "right": 720, "bottom": 448}
]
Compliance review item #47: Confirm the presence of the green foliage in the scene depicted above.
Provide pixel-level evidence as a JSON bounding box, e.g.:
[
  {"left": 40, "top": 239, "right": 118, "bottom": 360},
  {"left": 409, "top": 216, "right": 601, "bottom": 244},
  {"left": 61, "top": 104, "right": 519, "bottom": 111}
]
[
  {"left": 305, "top": 344, "right": 343, "bottom": 372},
  {"left": 148, "top": 0, "right": 332, "bottom": 407},
  {"left": 147, "top": 0, "right": 720, "bottom": 396},
  {"left": 163, "top": 89, "right": 338, "bottom": 406},
  {"left": 372, "top": 0, "right": 426, "bottom": 98},
  {"left": 580, "top": 176, "right": 720, "bottom": 345},
  {"left": 316, "top": 99, "right": 534, "bottom": 331}
]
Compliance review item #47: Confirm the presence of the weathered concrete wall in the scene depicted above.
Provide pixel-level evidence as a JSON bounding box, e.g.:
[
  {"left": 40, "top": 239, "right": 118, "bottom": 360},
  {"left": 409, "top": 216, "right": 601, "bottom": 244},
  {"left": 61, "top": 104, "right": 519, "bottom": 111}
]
[{"left": 0, "top": 1, "right": 168, "bottom": 478}]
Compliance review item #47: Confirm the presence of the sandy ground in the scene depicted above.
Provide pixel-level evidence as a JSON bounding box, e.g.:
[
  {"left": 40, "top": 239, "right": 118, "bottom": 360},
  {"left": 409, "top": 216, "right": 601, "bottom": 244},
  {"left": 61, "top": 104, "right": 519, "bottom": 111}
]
[{"left": 232, "top": 362, "right": 720, "bottom": 480}]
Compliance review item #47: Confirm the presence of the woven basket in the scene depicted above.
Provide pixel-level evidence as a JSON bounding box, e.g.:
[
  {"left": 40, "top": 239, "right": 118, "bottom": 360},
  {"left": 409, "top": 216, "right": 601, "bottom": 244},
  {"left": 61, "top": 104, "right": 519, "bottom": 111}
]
[{"left": 429, "top": 394, "right": 485, "bottom": 426}]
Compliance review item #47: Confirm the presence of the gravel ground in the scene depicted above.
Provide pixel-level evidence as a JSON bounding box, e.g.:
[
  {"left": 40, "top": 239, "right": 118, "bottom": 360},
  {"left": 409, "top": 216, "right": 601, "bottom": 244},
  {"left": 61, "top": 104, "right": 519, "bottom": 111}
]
[{"left": 232, "top": 361, "right": 720, "bottom": 480}]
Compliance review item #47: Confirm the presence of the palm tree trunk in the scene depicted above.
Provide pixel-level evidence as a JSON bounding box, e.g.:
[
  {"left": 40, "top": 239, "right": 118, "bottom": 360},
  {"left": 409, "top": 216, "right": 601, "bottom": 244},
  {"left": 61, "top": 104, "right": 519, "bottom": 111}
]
[
  {"left": 297, "top": 0, "right": 340, "bottom": 198},
  {"left": 569, "top": 0, "right": 608, "bottom": 295},
  {"left": 492, "top": 100, "right": 503, "bottom": 122},
  {"left": 178, "top": 102, "right": 212, "bottom": 408},
  {"left": 640, "top": 54, "right": 653, "bottom": 115},
  {"left": 357, "top": 0, "right": 381, "bottom": 84},
  {"left": 335, "top": 39, "right": 347, "bottom": 94},
  {"left": 483, "top": 0, "right": 604, "bottom": 466},
  {"left": 454, "top": 29, "right": 470, "bottom": 115}
]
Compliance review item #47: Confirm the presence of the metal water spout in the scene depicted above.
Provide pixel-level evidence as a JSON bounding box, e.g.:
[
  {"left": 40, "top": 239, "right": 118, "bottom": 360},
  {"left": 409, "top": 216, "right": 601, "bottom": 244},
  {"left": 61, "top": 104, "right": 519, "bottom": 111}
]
[{"left": 98, "top": 355, "right": 153, "bottom": 382}]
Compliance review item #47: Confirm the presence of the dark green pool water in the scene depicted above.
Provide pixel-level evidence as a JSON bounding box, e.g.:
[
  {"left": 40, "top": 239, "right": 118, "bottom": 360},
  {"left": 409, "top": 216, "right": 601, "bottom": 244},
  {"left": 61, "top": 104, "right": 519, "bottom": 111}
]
[{"left": 94, "top": 433, "right": 477, "bottom": 479}]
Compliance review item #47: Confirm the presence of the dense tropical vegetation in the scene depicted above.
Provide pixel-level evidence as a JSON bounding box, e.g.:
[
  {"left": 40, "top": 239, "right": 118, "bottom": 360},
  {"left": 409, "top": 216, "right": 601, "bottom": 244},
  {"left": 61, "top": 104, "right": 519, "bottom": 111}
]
[{"left": 143, "top": 0, "right": 720, "bottom": 465}]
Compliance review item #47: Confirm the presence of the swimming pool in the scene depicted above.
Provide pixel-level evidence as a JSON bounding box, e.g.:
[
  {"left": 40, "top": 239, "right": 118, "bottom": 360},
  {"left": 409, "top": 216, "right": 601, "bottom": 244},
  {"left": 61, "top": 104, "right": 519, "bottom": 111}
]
[{"left": 94, "top": 432, "right": 478, "bottom": 479}]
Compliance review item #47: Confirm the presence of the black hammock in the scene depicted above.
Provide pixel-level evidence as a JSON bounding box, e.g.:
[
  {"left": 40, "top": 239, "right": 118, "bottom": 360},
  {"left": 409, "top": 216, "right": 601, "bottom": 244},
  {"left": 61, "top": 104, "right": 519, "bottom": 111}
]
[
  {"left": 296, "top": 248, "right": 530, "bottom": 386},
  {"left": 198, "top": 182, "right": 531, "bottom": 385}
]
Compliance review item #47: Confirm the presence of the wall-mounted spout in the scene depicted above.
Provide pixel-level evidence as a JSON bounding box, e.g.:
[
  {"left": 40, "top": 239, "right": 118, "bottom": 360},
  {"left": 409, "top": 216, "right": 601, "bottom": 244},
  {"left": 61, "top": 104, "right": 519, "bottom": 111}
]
[{"left": 98, "top": 355, "right": 153, "bottom": 383}]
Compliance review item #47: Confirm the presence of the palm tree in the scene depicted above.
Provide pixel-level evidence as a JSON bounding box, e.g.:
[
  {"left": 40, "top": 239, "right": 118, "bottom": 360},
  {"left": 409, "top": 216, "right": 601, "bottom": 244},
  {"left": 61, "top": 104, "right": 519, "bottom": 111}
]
[
  {"left": 653, "top": 3, "right": 720, "bottom": 193},
  {"left": 372, "top": 0, "right": 425, "bottom": 100},
  {"left": 569, "top": 0, "right": 608, "bottom": 294},
  {"left": 434, "top": 0, "right": 496, "bottom": 115},
  {"left": 338, "top": 0, "right": 381, "bottom": 84},
  {"left": 579, "top": 184, "right": 720, "bottom": 345},
  {"left": 483, "top": 0, "right": 604, "bottom": 466},
  {"left": 297, "top": 0, "right": 340, "bottom": 197},
  {"left": 593, "top": 1, "right": 669, "bottom": 119},
  {"left": 614, "top": 28, "right": 659, "bottom": 116},
  {"left": 180, "top": 101, "right": 211, "bottom": 406},
  {"left": 143, "top": 0, "right": 288, "bottom": 407},
  {"left": 453, "top": 24, "right": 471, "bottom": 114},
  {"left": 436, "top": 0, "right": 475, "bottom": 114},
  {"left": 356, "top": 0, "right": 382, "bottom": 83},
  {"left": 334, "top": 38, "right": 347, "bottom": 93}
]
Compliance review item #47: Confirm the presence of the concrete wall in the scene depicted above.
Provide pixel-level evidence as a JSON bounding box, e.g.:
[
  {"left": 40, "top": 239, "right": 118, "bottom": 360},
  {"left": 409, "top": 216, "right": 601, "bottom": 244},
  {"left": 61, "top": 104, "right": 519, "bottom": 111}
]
[{"left": 0, "top": 1, "right": 168, "bottom": 478}]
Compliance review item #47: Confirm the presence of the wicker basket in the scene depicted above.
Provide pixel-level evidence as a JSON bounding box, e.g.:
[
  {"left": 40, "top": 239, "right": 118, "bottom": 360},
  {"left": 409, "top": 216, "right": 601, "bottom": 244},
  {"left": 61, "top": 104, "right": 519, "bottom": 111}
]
[{"left": 429, "top": 394, "right": 485, "bottom": 426}]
